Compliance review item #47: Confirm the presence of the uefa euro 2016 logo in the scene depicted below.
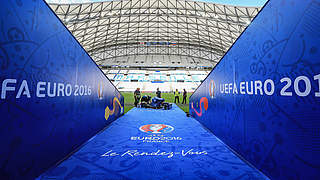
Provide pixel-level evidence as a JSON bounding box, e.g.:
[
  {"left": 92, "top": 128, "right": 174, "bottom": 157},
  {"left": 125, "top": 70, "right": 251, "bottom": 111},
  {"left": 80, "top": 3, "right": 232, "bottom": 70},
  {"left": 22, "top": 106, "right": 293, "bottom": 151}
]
[
  {"left": 209, "top": 80, "right": 215, "bottom": 98},
  {"left": 139, "top": 124, "right": 174, "bottom": 134}
]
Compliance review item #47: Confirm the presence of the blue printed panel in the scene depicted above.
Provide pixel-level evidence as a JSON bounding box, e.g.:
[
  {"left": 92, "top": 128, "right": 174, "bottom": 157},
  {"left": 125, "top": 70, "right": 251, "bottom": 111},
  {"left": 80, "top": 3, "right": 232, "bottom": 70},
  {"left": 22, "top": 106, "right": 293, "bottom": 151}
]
[
  {"left": 190, "top": 0, "right": 320, "bottom": 179},
  {"left": 39, "top": 105, "right": 268, "bottom": 180},
  {"left": 0, "top": 0, "right": 123, "bottom": 179}
]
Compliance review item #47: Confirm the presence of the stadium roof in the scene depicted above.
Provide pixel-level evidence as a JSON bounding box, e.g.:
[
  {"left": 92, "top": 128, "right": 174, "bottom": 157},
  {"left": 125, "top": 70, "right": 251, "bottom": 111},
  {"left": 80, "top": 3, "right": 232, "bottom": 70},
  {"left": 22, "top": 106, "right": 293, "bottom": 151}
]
[
  {"left": 47, "top": 0, "right": 267, "bottom": 7},
  {"left": 48, "top": 0, "right": 261, "bottom": 69}
]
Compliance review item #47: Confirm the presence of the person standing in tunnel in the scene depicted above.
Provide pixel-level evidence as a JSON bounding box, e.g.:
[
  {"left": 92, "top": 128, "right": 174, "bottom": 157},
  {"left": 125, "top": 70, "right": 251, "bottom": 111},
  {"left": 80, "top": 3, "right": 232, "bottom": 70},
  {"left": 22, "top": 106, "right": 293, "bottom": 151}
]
[
  {"left": 174, "top": 89, "right": 180, "bottom": 103},
  {"left": 156, "top": 88, "right": 161, "bottom": 98},
  {"left": 134, "top": 88, "right": 141, "bottom": 107},
  {"left": 182, "top": 89, "right": 187, "bottom": 104}
]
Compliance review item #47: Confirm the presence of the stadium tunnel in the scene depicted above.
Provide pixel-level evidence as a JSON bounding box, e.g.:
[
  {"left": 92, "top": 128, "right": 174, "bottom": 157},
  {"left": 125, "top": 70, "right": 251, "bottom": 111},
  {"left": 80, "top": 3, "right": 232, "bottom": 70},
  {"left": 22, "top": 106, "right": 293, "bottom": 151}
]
[{"left": 1, "top": 0, "right": 320, "bottom": 179}]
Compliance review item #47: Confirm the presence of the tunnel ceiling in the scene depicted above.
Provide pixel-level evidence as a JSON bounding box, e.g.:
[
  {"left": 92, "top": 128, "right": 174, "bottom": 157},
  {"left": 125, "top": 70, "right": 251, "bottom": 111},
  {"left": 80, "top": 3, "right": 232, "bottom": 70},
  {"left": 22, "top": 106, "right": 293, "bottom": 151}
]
[{"left": 48, "top": 0, "right": 260, "bottom": 68}]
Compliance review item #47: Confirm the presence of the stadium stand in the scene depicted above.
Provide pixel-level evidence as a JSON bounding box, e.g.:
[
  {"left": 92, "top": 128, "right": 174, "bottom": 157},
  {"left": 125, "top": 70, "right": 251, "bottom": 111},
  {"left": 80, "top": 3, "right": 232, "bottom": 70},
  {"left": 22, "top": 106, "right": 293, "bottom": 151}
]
[{"left": 105, "top": 70, "right": 208, "bottom": 92}]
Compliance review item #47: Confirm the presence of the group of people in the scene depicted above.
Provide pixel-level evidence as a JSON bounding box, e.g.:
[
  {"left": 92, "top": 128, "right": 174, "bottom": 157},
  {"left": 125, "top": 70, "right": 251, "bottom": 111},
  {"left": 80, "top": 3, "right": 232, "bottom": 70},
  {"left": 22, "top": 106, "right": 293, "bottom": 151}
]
[
  {"left": 133, "top": 88, "right": 187, "bottom": 107},
  {"left": 174, "top": 88, "right": 187, "bottom": 104}
]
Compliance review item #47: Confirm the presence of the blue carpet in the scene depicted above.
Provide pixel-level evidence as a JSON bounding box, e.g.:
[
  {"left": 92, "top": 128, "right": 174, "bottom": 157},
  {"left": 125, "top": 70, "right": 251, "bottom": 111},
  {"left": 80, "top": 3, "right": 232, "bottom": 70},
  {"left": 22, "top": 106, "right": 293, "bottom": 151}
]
[{"left": 39, "top": 105, "right": 268, "bottom": 180}]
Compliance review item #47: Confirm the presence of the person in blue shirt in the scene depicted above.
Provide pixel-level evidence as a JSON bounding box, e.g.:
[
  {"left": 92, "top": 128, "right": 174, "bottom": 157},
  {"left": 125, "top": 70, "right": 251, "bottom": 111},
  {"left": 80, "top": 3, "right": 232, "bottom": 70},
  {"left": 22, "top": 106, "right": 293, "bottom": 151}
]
[
  {"left": 134, "top": 88, "right": 141, "bottom": 107},
  {"left": 182, "top": 89, "right": 187, "bottom": 104},
  {"left": 156, "top": 88, "right": 161, "bottom": 98}
]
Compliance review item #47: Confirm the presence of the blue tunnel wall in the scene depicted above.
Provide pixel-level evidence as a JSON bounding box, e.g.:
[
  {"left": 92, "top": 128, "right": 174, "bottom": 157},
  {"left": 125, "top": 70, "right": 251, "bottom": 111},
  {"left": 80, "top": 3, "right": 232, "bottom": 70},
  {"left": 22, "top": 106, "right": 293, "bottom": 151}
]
[
  {"left": 0, "top": 0, "right": 124, "bottom": 179},
  {"left": 190, "top": 0, "right": 320, "bottom": 179}
]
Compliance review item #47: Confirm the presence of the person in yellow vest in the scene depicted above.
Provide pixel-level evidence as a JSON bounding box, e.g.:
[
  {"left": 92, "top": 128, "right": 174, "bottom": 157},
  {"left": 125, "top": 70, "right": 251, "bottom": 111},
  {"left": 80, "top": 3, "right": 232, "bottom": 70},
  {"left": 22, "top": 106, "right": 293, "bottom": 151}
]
[{"left": 174, "top": 89, "right": 180, "bottom": 103}]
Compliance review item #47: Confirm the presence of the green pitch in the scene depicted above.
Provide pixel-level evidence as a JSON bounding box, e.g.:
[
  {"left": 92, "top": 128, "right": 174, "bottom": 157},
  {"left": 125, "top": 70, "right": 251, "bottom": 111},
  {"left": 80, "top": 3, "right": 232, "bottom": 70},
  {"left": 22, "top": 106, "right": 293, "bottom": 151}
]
[{"left": 121, "top": 92, "right": 192, "bottom": 114}]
